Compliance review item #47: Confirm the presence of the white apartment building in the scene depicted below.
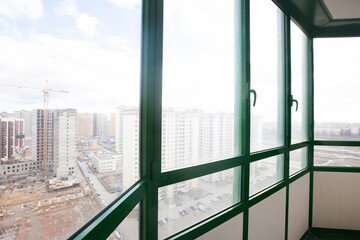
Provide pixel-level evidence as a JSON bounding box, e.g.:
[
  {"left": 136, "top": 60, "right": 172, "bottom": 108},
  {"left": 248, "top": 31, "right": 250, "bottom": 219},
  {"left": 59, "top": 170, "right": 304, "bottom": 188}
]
[
  {"left": 56, "top": 109, "right": 76, "bottom": 178},
  {"left": 161, "top": 109, "right": 200, "bottom": 171},
  {"left": 199, "top": 113, "right": 234, "bottom": 183},
  {"left": 93, "top": 113, "right": 110, "bottom": 137},
  {"left": 76, "top": 112, "right": 93, "bottom": 137},
  {"left": 93, "top": 152, "right": 119, "bottom": 173},
  {"left": 32, "top": 109, "right": 76, "bottom": 178},
  {"left": 250, "top": 115, "right": 263, "bottom": 152},
  {"left": 0, "top": 118, "right": 24, "bottom": 162},
  {"left": 119, "top": 107, "right": 263, "bottom": 194},
  {"left": 120, "top": 108, "right": 140, "bottom": 190}
]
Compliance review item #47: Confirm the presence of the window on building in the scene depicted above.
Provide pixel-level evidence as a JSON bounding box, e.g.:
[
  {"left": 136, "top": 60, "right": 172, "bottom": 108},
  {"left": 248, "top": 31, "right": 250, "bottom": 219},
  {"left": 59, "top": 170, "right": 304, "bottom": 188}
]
[
  {"left": 250, "top": 0, "right": 285, "bottom": 152},
  {"left": 0, "top": 1, "right": 141, "bottom": 239},
  {"left": 161, "top": 0, "right": 239, "bottom": 171},
  {"left": 250, "top": 155, "right": 284, "bottom": 196},
  {"left": 158, "top": 167, "right": 240, "bottom": 239},
  {"left": 314, "top": 146, "right": 360, "bottom": 167},
  {"left": 291, "top": 21, "right": 309, "bottom": 144},
  {"left": 314, "top": 38, "right": 360, "bottom": 141}
]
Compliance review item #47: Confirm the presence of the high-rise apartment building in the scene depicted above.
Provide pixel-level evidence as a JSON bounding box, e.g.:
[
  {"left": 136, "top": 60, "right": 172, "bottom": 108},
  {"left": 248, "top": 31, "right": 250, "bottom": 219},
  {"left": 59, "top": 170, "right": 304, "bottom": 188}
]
[
  {"left": 161, "top": 109, "right": 200, "bottom": 170},
  {"left": 110, "top": 113, "right": 116, "bottom": 137},
  {"left": 76, "top": 113, "right": 93, "bottom": 137},
  {"left": 250, "top": 115, "right": 263, "bottom": 152},
  {"left": 32, "top": 109, "right": 76, "bottom": 178},
  {"left": 118, "top": 107, "right": 139, "bottom": 189},
  {"left": 93, "top": 113, "right": 110, "bottom": 137},
  {"left": 14, "top": 110, "right": 32, "bottom": 138},
  {"left": 0, "top": 118, "right": 24, "bottom": 162},
  {"left": 118, "top": 107, "right": 240, "bottom": 194},
  {"left": 199, "top": 113, "right": 234, "bottom": 182}
]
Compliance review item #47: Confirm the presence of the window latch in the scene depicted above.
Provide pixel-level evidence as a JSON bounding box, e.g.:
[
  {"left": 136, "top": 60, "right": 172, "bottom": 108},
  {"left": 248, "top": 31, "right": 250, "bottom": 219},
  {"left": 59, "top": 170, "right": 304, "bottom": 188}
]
[
  {"left": 249, "top": 89, "right": 257, "bottom": 107},
  {"left": 291, "top": 95, "right": 298, "bottom": 111}
]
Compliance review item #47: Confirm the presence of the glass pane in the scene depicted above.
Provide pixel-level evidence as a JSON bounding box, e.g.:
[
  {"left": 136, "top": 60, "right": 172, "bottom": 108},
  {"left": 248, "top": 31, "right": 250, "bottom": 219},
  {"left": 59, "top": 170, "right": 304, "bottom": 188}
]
[
  {"left": 290, "top": 147, "right": 308, "bottom": 175},
  {"left": 291, "top": 21, "right": 309, "bottom": 144},
  {"left": 161, "top": 0, "right": 239, "bottom": 171},
  {"left": 158, "top": 167, "right": 241, "bottom": 239},
  {"left": 250, "top": 155, "right": 284, "bottom": 196},
  {"left": 250, "top": 0, "right": 285, "bottom": 152},
  {"left": 107, "top": 204, "right": 139, "bottom": 240},
  {"left": 0, "top": 1, "right": 141, "bottom": 239},
  {"left": 314, "top": 38, "right": 360, "bottom": 141},
  {"left": 314, "top": 146, "right": 360, "bottom": 167}
]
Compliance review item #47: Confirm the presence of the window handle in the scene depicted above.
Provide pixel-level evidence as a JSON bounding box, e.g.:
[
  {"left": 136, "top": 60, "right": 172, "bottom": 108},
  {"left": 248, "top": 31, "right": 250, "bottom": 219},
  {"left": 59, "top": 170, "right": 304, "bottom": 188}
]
[
  {"left": 291, "top": 96, "right": 298, "bottom": 111},
  {"left": 250, "top": 89, "right": 257, "bottom": 107}
]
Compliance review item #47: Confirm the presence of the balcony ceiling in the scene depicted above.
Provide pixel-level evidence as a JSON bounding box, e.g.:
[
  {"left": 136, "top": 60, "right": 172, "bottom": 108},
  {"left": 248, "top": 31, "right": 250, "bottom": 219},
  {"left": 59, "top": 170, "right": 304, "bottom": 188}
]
[{"left": 277, "top": 0, "right": 360, "bottom": 37}]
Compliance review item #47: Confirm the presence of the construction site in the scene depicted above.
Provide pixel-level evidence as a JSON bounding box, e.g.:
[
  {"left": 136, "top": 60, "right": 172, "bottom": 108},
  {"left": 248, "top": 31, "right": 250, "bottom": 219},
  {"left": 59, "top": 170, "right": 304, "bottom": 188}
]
[
  {"left": 0, "top": 161, "right": 100, "bottom": 240},
  {"left": 0, "top": 80, "right": 141, "bottom": 239}
]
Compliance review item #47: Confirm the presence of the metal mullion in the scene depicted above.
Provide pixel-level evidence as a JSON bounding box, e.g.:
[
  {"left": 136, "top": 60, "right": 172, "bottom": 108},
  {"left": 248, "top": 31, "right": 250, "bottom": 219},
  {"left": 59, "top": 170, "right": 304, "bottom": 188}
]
[
  {"left": 308, "top": 37, "right": 314, "bottom": 230},
  {"left": 272, "top": 0, "right": 313, "bottom": 38},
  {"left": 249, "top": 146, "right": 287, "bottom": 162},
  {"left": 314, "top": 140, "right": 360, "bottom": 147},
  {"left": 160, "top": 156, "right": 247, "bottom": 187},
  {"left": 313, "top": 166, "right": 360, "bottom": 173},
  {"left": 284, "top": 12, "right": 291, "bottom": 240},
  {"left": 289, "top": 168, "right": 310, "bottom": 183},
  {"left": 71, "top": 181, "right": 146, "bottom": 240},
  {"left": 167, "top": 203, "right": 246, "bottom": 240},
  {"left": 241, "top": 0, "right": 251, "bottom": 239},
  {"left": 289, "top": 140, "right": 312, "bottom": 151},
  {"left": 140, "top": 0, "right": 163, "bottom": 239},
  {"left": 249, "top": 180, "right": 287, "bottom": 207},
  {"left": 248, "top": 169, "right": 309, "bottom": 210}
]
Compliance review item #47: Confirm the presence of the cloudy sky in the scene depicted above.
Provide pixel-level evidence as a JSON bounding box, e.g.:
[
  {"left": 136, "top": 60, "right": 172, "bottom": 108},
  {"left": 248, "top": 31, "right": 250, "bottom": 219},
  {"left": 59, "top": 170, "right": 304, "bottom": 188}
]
[
  {"left": 0, "top": 0, "right": 141, "bottom": 114},
  {"left": 0, "top": 0, "right": 358, "bottom": 123}
]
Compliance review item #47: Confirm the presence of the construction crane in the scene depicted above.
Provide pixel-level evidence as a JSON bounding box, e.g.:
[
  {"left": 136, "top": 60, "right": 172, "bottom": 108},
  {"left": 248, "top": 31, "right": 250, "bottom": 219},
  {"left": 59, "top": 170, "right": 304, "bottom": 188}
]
[
  {"left": 0, "top": 80, "right": 69, "bottom": 109},
  {"left": 0, "top": 80, "right": 69, "bottom": 178}
]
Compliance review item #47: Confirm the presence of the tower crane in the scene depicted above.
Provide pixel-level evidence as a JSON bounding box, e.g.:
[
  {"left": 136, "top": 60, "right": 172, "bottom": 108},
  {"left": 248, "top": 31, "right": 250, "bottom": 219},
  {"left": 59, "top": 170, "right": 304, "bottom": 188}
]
[
  {"left": 0, "top": 80, "right": 69, "bottom": 178},
  {"left": 0, "top": 80, "right": 69, "bottom": 109}
]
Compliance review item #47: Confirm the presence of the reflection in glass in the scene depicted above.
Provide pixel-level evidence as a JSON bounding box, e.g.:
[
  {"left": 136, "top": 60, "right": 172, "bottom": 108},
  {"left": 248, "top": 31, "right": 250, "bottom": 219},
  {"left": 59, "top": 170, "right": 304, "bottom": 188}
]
[
  {"left": 162, "top": 0, "right": 238, "bottom": 171},
  {"left": 291, "top": 21, "right": 308, "bottom": 144},
  {"left": 250, "top": 0, "right": 285, "bottom": 152},
  {"left": 290, "top": 147, "right": 308, "bottom": 175},
  {"left": 158, "top": 167, "right": 241, "bottom": 239},
  {"left": 314, "top": 37, "right": 360, "bottom": 141},
  {"left": 250, "top": 155, "right": 284, "bottom": 196},
  {"left": 314, "top": 146, "right": 360, "bottom": 167}
]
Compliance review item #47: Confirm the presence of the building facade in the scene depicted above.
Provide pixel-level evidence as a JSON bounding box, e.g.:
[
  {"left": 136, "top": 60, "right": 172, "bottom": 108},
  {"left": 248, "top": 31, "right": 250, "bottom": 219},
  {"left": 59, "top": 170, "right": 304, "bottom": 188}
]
[
  {"left": 76, "top": 112, "right": 93, "bottom": 137},
  {"left": 118, "top": 107, "right": 240, "bottom": 196},
  {"left": 0, "top": 118, "right": 24, "bottom": 162},
  {"left": 93, "top": 152, "right": 119, "bottom": 173},
  {"left": 32, "top": 109, "right": 76, "bottom": 178}
]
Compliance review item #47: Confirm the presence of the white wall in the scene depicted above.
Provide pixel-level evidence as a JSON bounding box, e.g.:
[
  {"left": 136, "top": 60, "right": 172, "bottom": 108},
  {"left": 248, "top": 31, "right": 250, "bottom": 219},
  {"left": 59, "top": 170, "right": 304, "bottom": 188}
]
[
  {"left": 313, "top": 172, "right": 360, "bottom": 230},
  {"left": 288, "top": 174, "right": 309, "bottom": 240},
  {"left": 197, "top": 213, "right": 243, "bottom": 240},
  {"left": 249, "top": 189, "right": 286, "bottom": 240}
]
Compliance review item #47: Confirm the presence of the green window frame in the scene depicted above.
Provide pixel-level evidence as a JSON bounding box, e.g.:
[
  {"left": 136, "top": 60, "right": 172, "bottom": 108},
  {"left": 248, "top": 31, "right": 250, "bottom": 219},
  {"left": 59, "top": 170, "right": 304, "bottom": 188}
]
[{"left": 66, "top": 0, "right": 360, "bottom": 239}]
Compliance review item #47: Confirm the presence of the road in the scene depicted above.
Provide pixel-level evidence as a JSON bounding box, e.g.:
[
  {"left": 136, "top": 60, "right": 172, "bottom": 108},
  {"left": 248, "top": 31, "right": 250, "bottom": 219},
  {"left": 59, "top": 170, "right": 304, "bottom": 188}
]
[{"left": 78, "top": 161, "right": 117, "bottom": 206}]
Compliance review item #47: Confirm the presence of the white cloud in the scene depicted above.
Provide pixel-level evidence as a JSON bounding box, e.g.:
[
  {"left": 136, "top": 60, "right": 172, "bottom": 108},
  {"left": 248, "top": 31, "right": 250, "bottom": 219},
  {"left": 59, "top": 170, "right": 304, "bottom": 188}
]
[
  {"left": 104, "top": 36, "right": 136, "bottom": 52},
  {"left": 107, "top": 0, "right": 140, "bottom": 10},
  {"left": 76, "top": 13, "right": 100, "bottom": 37},
  {"left": 55, "top": 0, "right": 79, "bottom": 17},
  {"left": 55, "top": 1, "right": 100, "bottom": 37},
  {"left": 0, "top": 0, "right": 44, "bottom": 20},
  {"left": 105, "top": 36, "right": 128, "bottom": 47},
  {"left": 0, "top": 33, "right": 141, "bottom": 113}
]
